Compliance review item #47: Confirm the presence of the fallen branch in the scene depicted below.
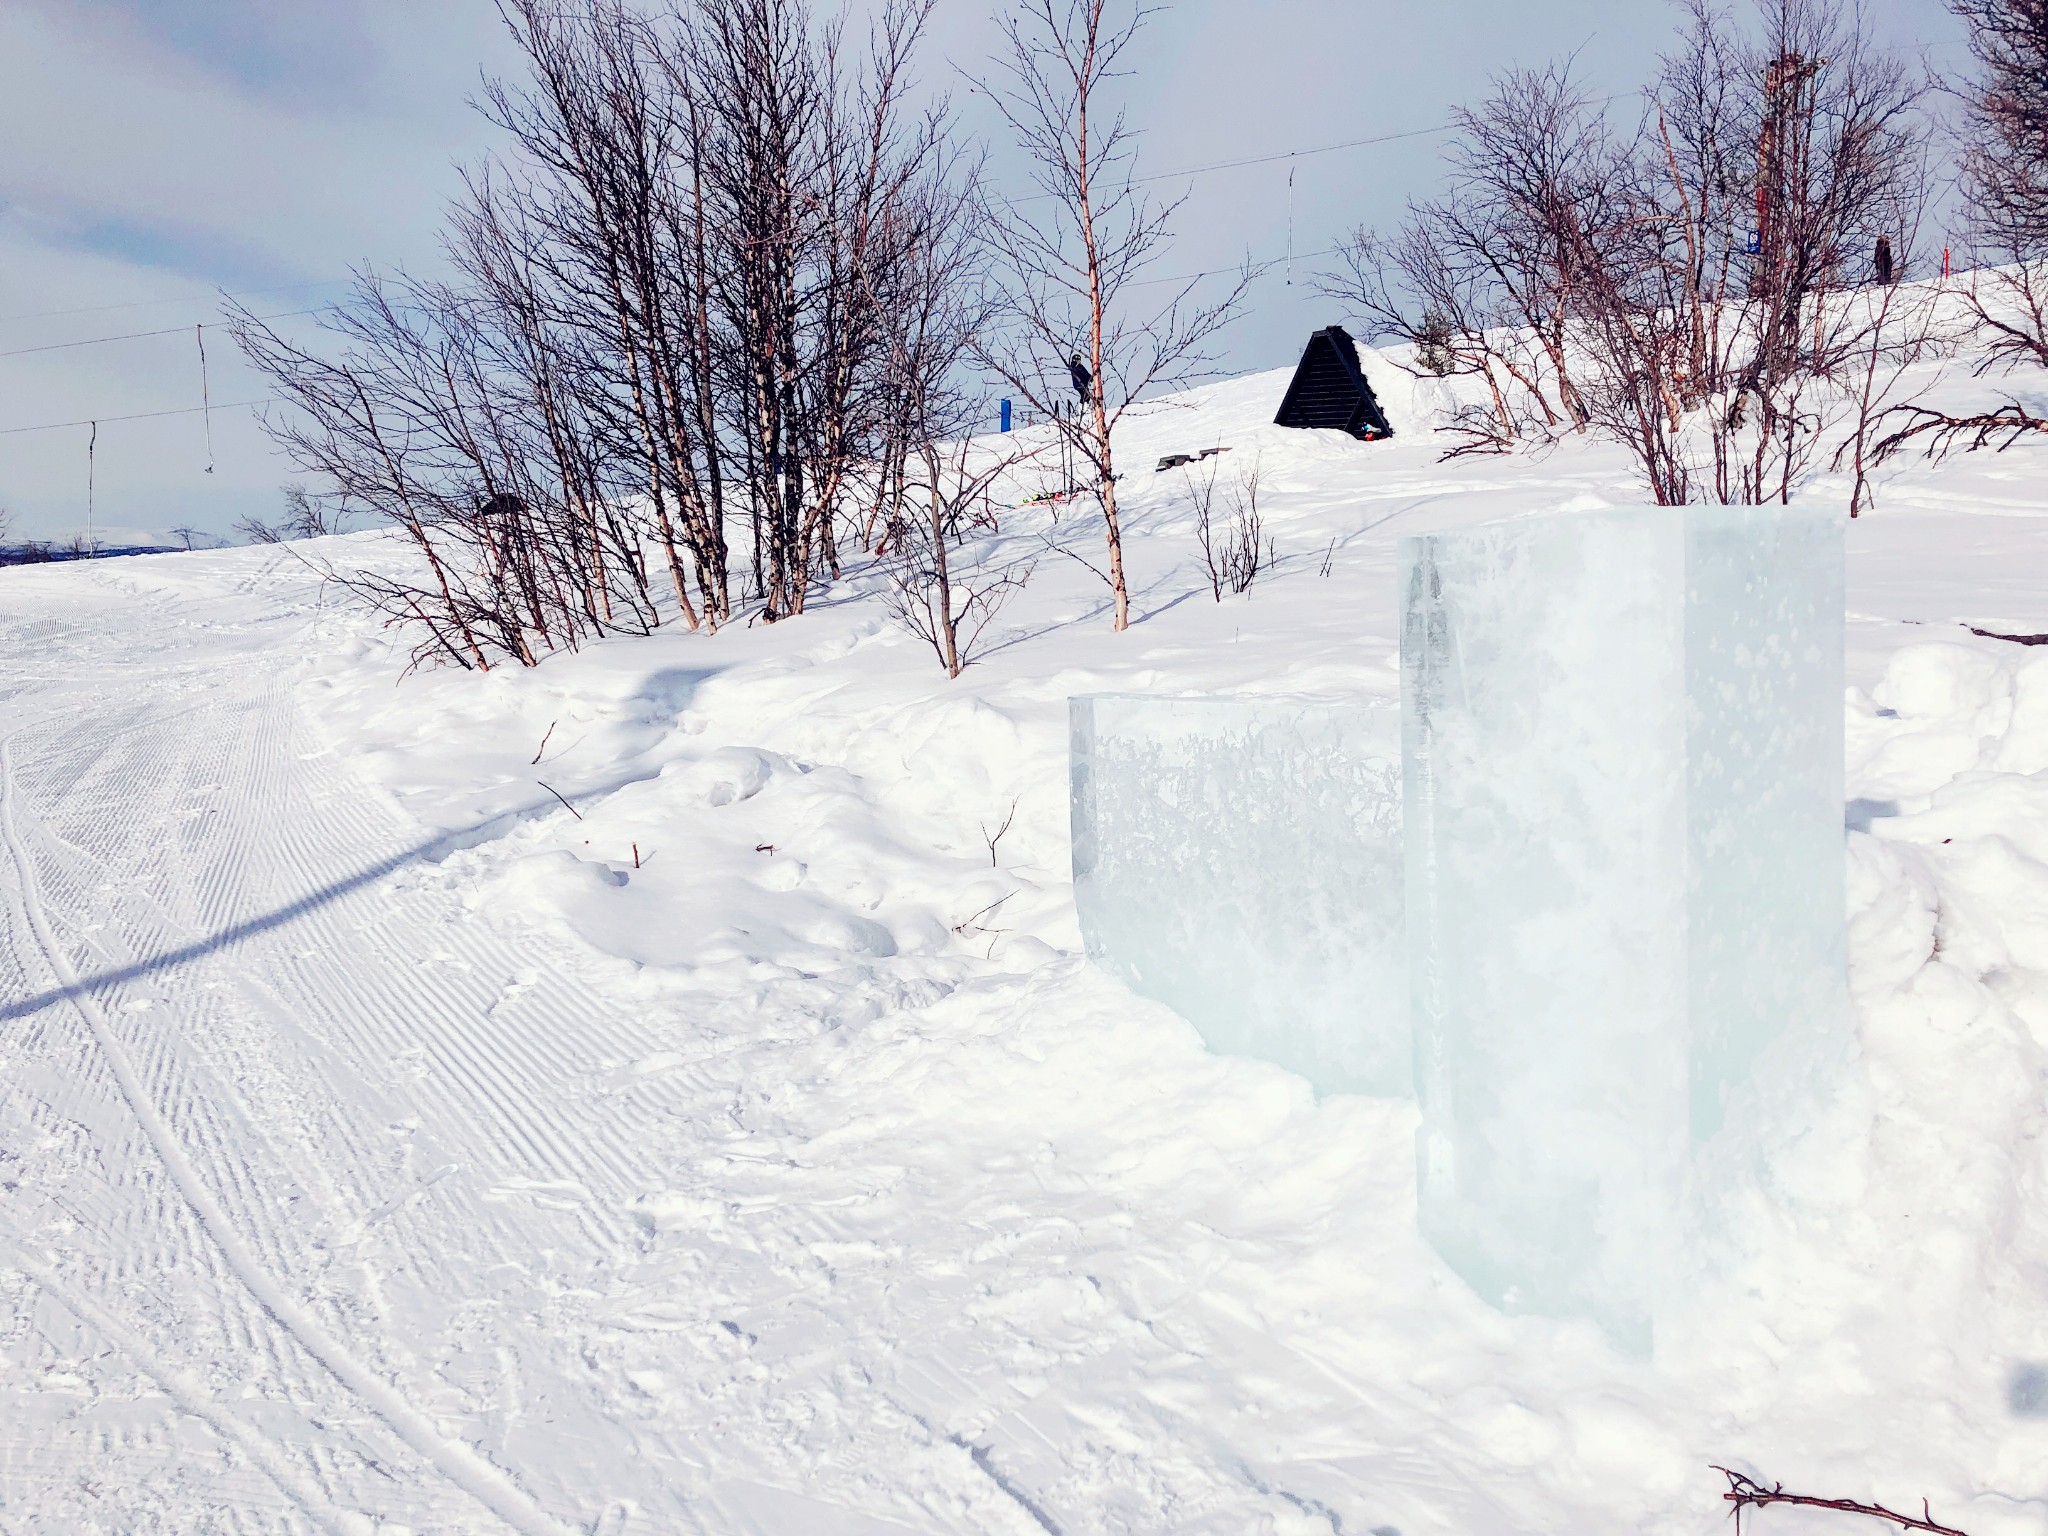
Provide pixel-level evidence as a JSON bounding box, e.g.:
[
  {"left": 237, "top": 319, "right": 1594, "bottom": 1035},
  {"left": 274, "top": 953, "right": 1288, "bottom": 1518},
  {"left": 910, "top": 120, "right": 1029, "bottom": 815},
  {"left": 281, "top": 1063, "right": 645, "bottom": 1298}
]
[
  {"left": 1967, "top": 625, "right": 2048, "bottom": 646},
  {"left": 531, "top": 720, "right": 556, "bottom": 764},
  {"left": 1870, "top": 402, "right": 2048, "bottom": 464},
  {"left": 1716, "top": 1467, "right": 1971, "bottom": 1536},
  {"left": 536, "top": 781, "right": 582, "bottom": 820}
]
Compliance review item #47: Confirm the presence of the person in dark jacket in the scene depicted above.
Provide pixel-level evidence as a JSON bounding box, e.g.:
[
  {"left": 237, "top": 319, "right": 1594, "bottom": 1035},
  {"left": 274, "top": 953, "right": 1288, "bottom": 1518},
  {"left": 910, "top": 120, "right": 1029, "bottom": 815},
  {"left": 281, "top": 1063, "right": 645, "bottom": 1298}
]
[{"left": 1068, "top": 352, "right": 1093, "bottom": 404}]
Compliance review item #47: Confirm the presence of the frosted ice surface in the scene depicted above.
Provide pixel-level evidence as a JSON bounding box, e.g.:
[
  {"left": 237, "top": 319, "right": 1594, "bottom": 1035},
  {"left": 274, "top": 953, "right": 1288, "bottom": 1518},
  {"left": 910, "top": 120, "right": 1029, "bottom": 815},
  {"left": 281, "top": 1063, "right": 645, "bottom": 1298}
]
[
  {"left": 1070, "top": 695, "right": 1407, "bottom": 1096},
  {"left": 1401, "top": 505, "right": 1845, "bottom": 1344}
]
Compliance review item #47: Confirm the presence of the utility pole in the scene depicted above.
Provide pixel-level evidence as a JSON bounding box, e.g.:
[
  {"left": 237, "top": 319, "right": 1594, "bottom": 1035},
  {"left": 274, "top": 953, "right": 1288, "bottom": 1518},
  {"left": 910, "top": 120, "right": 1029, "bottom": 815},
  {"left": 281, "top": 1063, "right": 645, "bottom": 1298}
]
[{"left": 1754, "top": 51, "right": 1822, "bottom": 289}]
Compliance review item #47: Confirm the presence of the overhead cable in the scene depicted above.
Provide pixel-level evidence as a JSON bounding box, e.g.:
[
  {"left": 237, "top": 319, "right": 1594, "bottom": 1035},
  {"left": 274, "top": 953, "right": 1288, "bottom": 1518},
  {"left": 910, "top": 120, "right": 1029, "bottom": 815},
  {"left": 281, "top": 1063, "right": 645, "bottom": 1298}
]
[
  {"left": 0, "top": 279, "right": 344, "bottom": 326},
  {"left": 1135, "top": 89, "right": 1639, "bottom": 186},
  {"left": 0, "top": 398, "right": 274, "bottom": 438},
  {"left": 1009, "top": 91, "right": 1634, "bottom": 208},
  {"left": 0, "top": 309, "right": 322, "bottom": 362},
  {"left": 1132, "top": 122, "right": 1452, "bottom": 187}
]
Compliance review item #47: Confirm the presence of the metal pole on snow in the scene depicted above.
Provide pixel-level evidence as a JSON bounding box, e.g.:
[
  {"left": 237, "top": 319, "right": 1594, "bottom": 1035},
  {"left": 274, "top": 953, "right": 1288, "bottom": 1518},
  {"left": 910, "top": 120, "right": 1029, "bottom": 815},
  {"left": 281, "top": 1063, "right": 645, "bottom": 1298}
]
[
  {"left": 86, "top": 420, "right": 97, "bottom": 558},
  {"left": 196, "top": 324, "right": 215, "bottom": 473}
]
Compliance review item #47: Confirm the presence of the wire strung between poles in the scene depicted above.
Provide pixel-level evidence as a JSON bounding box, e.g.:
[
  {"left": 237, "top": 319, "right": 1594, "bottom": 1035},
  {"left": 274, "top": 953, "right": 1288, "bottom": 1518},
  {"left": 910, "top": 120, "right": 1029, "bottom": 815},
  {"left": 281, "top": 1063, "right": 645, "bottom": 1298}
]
[{"left": 0, "top": 397, "right": 272, "bottom": 438}]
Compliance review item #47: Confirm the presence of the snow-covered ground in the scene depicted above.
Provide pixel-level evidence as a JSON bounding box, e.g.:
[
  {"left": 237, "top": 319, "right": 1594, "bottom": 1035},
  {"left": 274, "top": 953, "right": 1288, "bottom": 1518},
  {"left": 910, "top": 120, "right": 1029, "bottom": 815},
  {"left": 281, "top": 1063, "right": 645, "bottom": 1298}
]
[{"left": 6, "top": 357, "right": 2048, "bottom": 1535}]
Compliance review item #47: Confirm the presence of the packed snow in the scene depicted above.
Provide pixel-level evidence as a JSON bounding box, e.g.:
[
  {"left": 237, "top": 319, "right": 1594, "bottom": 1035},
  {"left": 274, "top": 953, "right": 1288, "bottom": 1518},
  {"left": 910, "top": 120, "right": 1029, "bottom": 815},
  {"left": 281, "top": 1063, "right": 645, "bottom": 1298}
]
[{"left": 5, "top": 349, "right": 2048, "bottom": 1535}]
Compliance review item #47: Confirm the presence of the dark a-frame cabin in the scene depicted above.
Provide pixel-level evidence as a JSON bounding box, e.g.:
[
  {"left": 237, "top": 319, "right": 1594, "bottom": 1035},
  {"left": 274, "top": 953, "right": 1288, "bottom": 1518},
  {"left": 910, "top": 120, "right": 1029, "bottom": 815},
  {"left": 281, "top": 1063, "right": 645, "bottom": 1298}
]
[{"left": 1274, "top": 325, "right": 1393, "bottom": 441}]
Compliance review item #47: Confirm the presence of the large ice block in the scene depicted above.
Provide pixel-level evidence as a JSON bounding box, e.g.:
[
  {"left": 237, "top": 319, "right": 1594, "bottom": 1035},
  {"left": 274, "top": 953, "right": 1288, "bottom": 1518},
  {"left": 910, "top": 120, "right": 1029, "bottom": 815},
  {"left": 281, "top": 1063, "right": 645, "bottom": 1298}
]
[
  {"left": 1402, "top": 505, "right": 1845, "bottom": 1344},
  {"left": 1070, "top": 695, "right": 1407, "bottom": 1095}
]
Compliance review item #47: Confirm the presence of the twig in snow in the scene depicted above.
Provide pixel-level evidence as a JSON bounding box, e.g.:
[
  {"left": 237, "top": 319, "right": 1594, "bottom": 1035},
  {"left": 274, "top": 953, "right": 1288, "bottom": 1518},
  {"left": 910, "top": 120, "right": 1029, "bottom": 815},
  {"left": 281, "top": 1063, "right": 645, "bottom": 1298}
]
[
  {"left": 536, "top": 781, "right": 582, "bottom": 820},
  {"left": 1193, "top": 460, "right": 1270, "bottom": 598},
  {"left": 1715, "top": 1467, "right": 1971, "bottom": 1536},
  {"left": 531, "top": 720, "right": 556, "bottom": 764},
  {"left": 981, "top": 796, "right": 1020, "bottom": 866},
  {"left": 952, "top": 891, "right": 1015, "bottom": 935}
]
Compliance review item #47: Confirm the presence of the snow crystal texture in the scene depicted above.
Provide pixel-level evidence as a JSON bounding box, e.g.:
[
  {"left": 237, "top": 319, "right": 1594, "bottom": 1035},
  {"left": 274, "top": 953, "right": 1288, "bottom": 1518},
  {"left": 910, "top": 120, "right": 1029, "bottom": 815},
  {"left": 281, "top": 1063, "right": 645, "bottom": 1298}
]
[
  {"left": 1401, "top": 505, "right": 1846, "bottom": 1342},
  {"left": 1070, "top": 694, "right": 1407, "bottom": 1095}
]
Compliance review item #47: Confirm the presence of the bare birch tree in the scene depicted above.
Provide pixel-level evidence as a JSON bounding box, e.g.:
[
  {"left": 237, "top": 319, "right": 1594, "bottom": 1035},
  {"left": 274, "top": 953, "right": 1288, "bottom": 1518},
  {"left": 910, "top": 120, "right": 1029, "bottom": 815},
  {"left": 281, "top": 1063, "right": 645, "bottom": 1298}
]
[
  {"left": 976, "top": 0, "right": 1248, "bottom": 632},
  {"left": 869, "top": 142, "right": 1036, "bottom": 676},
  {"left": 232, "top": 0, "right": 982, "bottom": 668},
  {"left": 1952, "top": 0, "right": 2048, "bottom": 251},
  {"left": 1323, "top": 66, "right": 1621, "bottom": 453},
  {"left": 1332, "top": 0, "right": 1926, "bottom": 506},
  {"left": 1867, "top": 0, "right": 2048, "bottom": 464}
]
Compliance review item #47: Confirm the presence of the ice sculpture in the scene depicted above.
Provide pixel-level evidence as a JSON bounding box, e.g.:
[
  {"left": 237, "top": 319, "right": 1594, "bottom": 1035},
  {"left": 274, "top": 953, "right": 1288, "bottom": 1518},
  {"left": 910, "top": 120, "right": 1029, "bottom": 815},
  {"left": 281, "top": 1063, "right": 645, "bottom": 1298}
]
[
  {"left": 1069, "top": 695, "right": 1407, "bottom": 1095},
  {"left": 1402, "top": 505, "right": 1845, "bottom": 1345}
]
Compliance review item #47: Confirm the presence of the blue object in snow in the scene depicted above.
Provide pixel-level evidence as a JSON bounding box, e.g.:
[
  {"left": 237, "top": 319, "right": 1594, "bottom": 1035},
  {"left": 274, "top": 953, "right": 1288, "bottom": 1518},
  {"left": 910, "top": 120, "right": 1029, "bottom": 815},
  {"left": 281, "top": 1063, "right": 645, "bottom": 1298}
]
[{"left": 1000, "top": 398, "right": 1012, "bottom": 432}]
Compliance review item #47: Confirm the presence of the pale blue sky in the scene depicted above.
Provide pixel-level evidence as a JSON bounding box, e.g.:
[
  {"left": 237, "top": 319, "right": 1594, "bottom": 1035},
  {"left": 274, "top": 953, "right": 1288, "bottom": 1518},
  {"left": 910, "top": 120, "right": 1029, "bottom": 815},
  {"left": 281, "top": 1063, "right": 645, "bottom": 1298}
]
[{"left": 0, "top": 0, "right": 1968, "bottom": 544}]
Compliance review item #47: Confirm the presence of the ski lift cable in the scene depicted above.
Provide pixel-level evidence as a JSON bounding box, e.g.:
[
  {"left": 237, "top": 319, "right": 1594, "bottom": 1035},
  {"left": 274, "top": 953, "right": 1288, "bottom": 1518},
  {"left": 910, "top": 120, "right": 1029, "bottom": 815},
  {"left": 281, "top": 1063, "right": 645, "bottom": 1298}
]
[
  {"left": 1005, "top": 122, "right": 1452, "bottom": 207},
  {"left": 1136, "top": 121, "right": 1449, "bottom": 188},
  {"left": 1012, "top": 89, "right": 1639, "bottom": 207},
  {"left": 1126, "top": 242, "right": 1344, "bottom": 290},
  {"left": 1112, "top": 86, "right": 1647, "bottom": 290},
  {"left": 0, "top": 309, "right": 322, "bottom": 362},
  {"left": 0, "top": 397, "right": 275, "bottom": 438},
  {"left": 0, "top": 279, "right": 346, "bottom": 327}
]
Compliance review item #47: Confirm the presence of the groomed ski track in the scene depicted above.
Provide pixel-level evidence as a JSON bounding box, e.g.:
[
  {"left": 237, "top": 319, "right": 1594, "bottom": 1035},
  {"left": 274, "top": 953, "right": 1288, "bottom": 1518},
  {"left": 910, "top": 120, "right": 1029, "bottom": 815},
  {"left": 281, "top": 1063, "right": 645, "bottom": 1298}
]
[{"left": 0, "top": 559, "right": 660, "bottom": 1532}]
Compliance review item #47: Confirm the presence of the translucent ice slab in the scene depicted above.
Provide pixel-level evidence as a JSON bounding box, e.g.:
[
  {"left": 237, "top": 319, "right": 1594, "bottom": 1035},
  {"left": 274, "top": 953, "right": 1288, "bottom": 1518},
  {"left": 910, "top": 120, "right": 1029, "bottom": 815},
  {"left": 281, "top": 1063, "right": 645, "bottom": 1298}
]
[
  {"left": 1402, "top": 505, "right": 1845, "bottom": 1344},
  {"left": 1069, "top": 695, "right": 1407, "bottom": 1095}
]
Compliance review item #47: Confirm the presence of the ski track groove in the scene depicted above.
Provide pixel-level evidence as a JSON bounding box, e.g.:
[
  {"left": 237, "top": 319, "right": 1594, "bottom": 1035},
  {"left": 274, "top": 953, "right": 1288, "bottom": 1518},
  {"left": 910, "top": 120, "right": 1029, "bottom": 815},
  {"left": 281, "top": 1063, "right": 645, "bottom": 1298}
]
[
  {"left": 1, "top": 590, "right": 677, "bottom": 1526},
  {"left": 11, "top": 717, "right": 376, "bottom": 1431},
  {"left": 0, "top": 1245, "right": 370, "bottom": 1536},
  {"left": 276, "top": 710, "right": 659, "bottom": 1227},
  {"left": 0, "top": 729, "right": 582, "bottom": 1536},
  {"left": 5, "top": 711, "right": 426, "bottom": 1519},
  {"left": 39, "top": 683, "right": 631, "bottom": 1228}
]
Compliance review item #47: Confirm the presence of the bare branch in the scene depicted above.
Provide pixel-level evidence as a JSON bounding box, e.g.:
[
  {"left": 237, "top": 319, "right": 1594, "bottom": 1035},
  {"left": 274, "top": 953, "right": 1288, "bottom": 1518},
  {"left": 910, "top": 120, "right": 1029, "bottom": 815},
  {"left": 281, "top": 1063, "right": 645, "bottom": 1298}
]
[{"left": 1716, "top": 1467, "right": 1972, "bottom": 1536}]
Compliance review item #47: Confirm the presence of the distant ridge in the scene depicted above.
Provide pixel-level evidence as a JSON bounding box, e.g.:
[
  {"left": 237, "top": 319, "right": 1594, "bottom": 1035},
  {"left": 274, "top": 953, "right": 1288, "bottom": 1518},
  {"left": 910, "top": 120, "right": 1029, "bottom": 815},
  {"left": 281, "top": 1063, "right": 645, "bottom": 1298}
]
[{"left": 0, "top": 543, "right": 180, "bottom": 566}]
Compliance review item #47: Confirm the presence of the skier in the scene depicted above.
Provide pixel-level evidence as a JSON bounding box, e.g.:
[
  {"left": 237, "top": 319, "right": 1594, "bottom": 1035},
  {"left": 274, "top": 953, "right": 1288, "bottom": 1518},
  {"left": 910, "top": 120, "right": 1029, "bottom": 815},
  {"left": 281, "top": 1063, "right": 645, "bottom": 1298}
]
[{"left": 1068, "top": 352, "right": 1093, "bottom": 405}]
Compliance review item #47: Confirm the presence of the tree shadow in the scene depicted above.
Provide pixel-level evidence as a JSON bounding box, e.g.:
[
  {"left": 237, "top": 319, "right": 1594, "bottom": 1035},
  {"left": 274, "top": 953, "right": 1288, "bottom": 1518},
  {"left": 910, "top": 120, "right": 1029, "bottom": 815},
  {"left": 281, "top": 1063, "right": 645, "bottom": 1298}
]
[
  {"left": 632, "top": 664, "right": 722, "bottom": 717},
  {"left": 4, "top": 810, "right": 534, "bottom": 1024}
]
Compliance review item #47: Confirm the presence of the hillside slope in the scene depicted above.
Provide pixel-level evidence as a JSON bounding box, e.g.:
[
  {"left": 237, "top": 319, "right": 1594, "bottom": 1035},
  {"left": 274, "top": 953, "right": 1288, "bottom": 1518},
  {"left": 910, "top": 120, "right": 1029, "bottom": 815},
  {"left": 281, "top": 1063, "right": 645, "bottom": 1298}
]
[{"left": 4, "top": 355, "right": 2048, "bottom": 1534}]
